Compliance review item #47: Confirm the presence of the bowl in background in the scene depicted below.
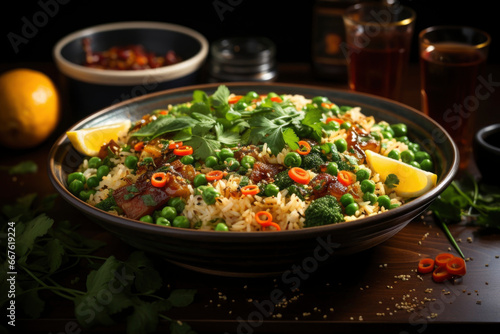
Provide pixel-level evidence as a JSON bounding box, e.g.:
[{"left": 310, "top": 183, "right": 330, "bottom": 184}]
[
  {"left": 48, "top": 82, "right": 459, "bottom": 277},
  {"left": 474, "top": 123, "right": 500, "bottom": 185},
  {"left": 53, "top": 21, "right": 209, "bottom": 117}
]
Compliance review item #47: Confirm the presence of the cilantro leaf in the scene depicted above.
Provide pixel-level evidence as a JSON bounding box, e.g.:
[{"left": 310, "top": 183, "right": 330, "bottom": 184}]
[
  {"left": 16, "top": 214, "right": 54, "bottom": 261},
  {"left": 167, "top": 289, "right": 197, "bottom": 307},
  {"left": 130, "top": 116, "right": 198, "bottom": 139},
  {"left": 282, "top": 127, "right": 300, "bottom": 151},
  {"left": 215, "top": 123, "right": 240, "bottom": 146},
  {"left": 0, "top": 160, "right": 38, "bottom": 175},
  {"left": 384, "top": 174, "right": 400, "bottom": 188},
  {"left": 125, "top": 251, "right": 162, "bottom": 294},
  {"left": 185, "top": 135, "right": 221, "bottom": 160},
  {"left": 210, "top": 85, "right": 230, "bottom": 117}
]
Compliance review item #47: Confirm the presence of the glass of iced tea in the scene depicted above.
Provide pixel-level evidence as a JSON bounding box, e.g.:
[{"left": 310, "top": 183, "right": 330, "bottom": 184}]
[
  {"left": 419, "top": 26, "right": 490, "bottom": 170},
  {"left": 343, "top": 2, "right": 416, "bottom": 100}
]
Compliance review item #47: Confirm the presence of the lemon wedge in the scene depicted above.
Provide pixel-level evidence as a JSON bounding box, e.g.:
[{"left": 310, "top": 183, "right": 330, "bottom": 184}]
[
  {"left": 365, "top": 150, "right": 437, "bottom": 198},
  {"left": 67, "top": 120, "right": 131, "bottom": 156}
]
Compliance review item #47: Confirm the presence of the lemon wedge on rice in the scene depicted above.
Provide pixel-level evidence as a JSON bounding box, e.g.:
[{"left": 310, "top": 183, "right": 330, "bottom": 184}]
[
  {"left": 66, "top": 120, "right": 131, "bottom": 156},
  {"left": 365, "top": 150, "right": 437, "bottom": 198}
]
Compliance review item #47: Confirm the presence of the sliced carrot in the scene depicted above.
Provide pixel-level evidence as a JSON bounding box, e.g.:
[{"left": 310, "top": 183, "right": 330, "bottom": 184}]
[
  {"left": 435, "top": 253, "right": 455, "bottom": 267},
  {"left": 262, "top": 222, "right": 281, "bottom": 231},
  {"left": 134, "top": 141, "right": 145, "bottom": 152},
  {"left": 255, "top": 211, "right": 273, "bottom": 225},
  {"left": 206, "top": 170, "right": 224, "bottom": 181},
  {"left": 159, "top": 110, "right": 168, "bottom": 115},
  {"left": 326, "top": 117, "right": 344, "bottom": 124},
  {"left": 168, "top": 140, "right": 182, "bottom": 150},
  {"left": 288, "top": 167, "right": 310, "bottom": 185},
  {"left": 241, "top": 184, "right": 260, "bottom": 196},
  {"left": 151, "top": 172, "right": 169, "bottom": 187},
  {"left": 228, "top": 95, "right": 243, "bottom": 104},
  {"left": 296, "top": 140, "right": 311, "bottom": 155},
  {"left": 417, "top": 258, "right": 435, "bottom": 274},
  {"left": 270, "top": 96, "right": 283, "bottom": 103},
  {"left": 337, "top": 170, "right": 356, "bottom": 186},
  {"left": 173, "top": 145, "right": 193, "bottom": 156},
  {"left": 446, "top": 257, "right": 466, "bottom": 276},
  {"left": 432, "top": 265, "right": 452, "bottom": 282}
]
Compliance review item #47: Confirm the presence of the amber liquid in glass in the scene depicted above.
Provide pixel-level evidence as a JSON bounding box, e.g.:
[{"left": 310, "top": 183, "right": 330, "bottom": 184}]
[
  {"left": 420, "top": 43, "right": 486, "bottom": 169},
  {"left": 347, "top": 32, "right": 411, "bottom": 100}
]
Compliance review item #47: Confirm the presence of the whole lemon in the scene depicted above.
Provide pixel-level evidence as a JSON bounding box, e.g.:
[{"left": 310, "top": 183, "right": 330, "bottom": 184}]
[{"left": 0, "top": 68, "right": 60, "bottom": 149}]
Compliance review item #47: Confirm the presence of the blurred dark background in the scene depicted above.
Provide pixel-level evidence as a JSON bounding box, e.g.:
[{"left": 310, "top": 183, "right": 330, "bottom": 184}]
[{"left": 1, "top": 0, "right": 498, "bottom": 65}]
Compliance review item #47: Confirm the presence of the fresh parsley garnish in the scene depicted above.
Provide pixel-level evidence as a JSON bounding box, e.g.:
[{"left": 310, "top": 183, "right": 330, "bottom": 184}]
[{"left": 385, "top": 174, "right": 400, "bottom": 188}]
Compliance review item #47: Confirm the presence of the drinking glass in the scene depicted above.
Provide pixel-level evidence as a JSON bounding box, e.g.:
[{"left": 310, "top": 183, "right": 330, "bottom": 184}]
[
  {"left": 343, "top": 2, "right": 416, "bottom": 100},
  {"left": 419, "top": 26, "right": 490, "bottom": 170}
]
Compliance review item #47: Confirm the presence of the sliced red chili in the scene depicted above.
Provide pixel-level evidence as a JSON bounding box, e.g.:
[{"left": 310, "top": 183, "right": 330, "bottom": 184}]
[
  {"left": 173, "top": 145, "right": 193, "bottom": 156},
  {"left": 418, "top": 258, "right": 435, "bottom": 274}
]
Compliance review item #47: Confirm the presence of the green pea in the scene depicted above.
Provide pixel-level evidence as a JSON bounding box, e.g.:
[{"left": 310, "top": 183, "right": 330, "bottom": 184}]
[
  {"left": 160, "top": 206, "right": 177, "bottom": 221},
  {"left": 320, "top": 142, "right": 334, "bottom": 155},
  {"left": 363, "top": 192, "right": 378, "bottom": 204},
  {"left": 340, "top": 121, "right": 352, "bottom": 130},
  {"left": 377, "top": 195, "right": 391, "bottom": 209},
  {"left": 86, "top": 176, "right": 99, "bottom": 189},
  {"left": 219, "top": 148, "right": 234, "bottom": 161},
  {"left": 401, "top": 150, "right": 415, "bottom": 163},
  {"left": 172, "top": 216, "right": 190, "bottom": 228},
  {"left": 168, "top": 197, "right": 186, "bottom": 213},
  {"left": 340, "top": 193, "right": 355, "bottom": 207},
  {"left": 88, "top": 157, "right": 102, "bottom": 169},
  {"left": 245, "top": 91, "right": 259, "bottom": 100},
  {"left": 420, "top": 159, "right": 433, "bottom": 172},
  {"left": 410, "top": 161, "right": 421, "bottom": 169},
  {"left": 388, "top": 149, "right": 400, "bottom": 160},
  {"left": 356, "top": 168, "right": 370, "bottom": 182},
  {"left": 68, "top": 172, "right": 85, "bottom": 185},
  {"left": 193, "top": 174, "right": 208, "bottom": 188},
  {"left": 390, "top": 123, "right": 407, "bottom": 137},
  {"left": 360, "top": 179, "right": 376, "bottom": 193},
  {"left": 345, "top": 202, "right": 359, "bottom": 216},
  {"left": 215, "top": 222, "right": 229, "bottom": 231},
  {"left": 381, "top": 131, "right": 393, "bottom": 140},
  {"left": 234, "top": 100, "right": 248, "bottom": 111},
  {"left": 241, "top": 155, "right": 256, "bottom": 169},
  {"left": 415, "top": 151, "right": 431, "bottom": 163},
  {"left": 396, "top": 136, "right": 409, "bottom": 144},
  {"left": 225, "top": 157, "right": 240, "bottom": 171},
  {"left": 284, "top": 152, "right": 302, "bottom": 167},
  {"left": 326, "top": 162, "right": 338, "bottom": 176},
  {"left": 264, "top": 183, "right": 280, "bottom": 197},
  {"left": 156, "top": 217, "right": 171, "bottom": 226},
  {"left": 124, "top": 155, "right": 138, "bottom": 169},
  {"left": 312, "top": 96, "right": 329, "bottom": 105},
  {"left": 69, "top": 179, "right": 84, "bottom": 195},
  {"left": 390, "top": 203, "right": 400, "bottom": 210},
  {"left": 180, "top": 155, "right": 194, "bottom": 165},
  {"left": 96, "top": 165, "right": 110, "bottom": 180},
  {"left": 408, "top": 142, "right": 421, "bottom": 152},
  {"left": 334, "top": 138, "right": 348, "bottom": 153},
  {"left": 323, "top": 120, "right": 340, "bottom": 132},
  {"left": 139, "top": 215, "right": 153, "bottom": 224},
  {"left": 205, "top": 155, "right": 219, "bottom": 168}
]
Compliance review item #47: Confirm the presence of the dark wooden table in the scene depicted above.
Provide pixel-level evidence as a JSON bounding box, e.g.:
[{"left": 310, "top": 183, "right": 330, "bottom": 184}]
[{"left": 2, "top": 62, "right": 500, "bottom": 333}]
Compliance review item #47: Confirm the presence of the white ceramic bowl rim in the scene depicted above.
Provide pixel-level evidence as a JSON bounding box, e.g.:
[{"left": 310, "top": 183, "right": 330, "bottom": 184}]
[{"left": 53, "top": 21, "right": 209, "bottom": 86}]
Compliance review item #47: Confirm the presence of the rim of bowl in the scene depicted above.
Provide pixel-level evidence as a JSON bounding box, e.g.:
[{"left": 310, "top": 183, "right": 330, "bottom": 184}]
[
  {"left": 48, "top": 82, "right": 459, "bottom": 242},
  {"left": 52, "top": 21, "right": 209, "bottom": 86},
  {"left": 475, "top": 123, "right": 500, "bottom": 154}
]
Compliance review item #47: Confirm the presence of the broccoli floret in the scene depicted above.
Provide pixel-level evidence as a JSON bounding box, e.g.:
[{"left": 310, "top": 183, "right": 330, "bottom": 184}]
[
  {"left": 273, "top": 169, "right": 295, "bottom": 190},
  {"left": 286, "top": 184, "right": 312, "bottom": 201},
  {"left": 304, "top": 195, "right": 344, "bottom": 227},
  {"left": 300, "top": 151, "right": 325, "bottom": 172}
]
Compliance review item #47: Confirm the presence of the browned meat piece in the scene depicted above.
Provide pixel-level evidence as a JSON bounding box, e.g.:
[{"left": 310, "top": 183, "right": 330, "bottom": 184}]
[
  {"left": 98, "top": 139, "right": 120, "bottom": 160},
  {"left": 346, "top": 127, "right": 381, "bottom": 163},
  {"left": 234, "top": 145, "right": 260, "bottom": 162},
  {"left": 250, "top": 161, "right": 285, "bottom": 183},
  {"left": 113, "top": 170, "right": 190, "bottom": 220},
  {"left": 310, "top": 172, "right": 348, "bottom": 200}
]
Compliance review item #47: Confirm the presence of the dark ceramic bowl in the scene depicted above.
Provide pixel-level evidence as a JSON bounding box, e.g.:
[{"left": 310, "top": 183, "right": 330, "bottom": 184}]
[
  {"left": 53, "top": 21, "right": 208, "bottom": 117},
  {"left": 48, "top": 83, "right": 459, "bottom": 277},
  {"left": 474, "top": 123, "right": 500, "bottom": 185}
]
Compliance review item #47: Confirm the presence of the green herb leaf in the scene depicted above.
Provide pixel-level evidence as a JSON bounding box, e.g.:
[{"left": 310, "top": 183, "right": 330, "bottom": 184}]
[
  {"left": 130, "top": 116, "right": 198, "bottom": 139},
  {"left": 141, "top": 194, "right": 157, "bottom": 207},
  {"left": 167, "top": 289, "right": 197, "bottom": 308},
  {"left": 384, "top": 174, "right": 400, "bottom": 188},
  {"left": 16, "top": 214, "right": 54, "bottom": 260},
  {"left": 282, "top": 127, "right": 300, "bottom": 151},
  {"left": 124, "top": 251, "right": 162, "bottom": 294},
  {"left": 0, "top": 160, "right": 38, "bottom": 175}
]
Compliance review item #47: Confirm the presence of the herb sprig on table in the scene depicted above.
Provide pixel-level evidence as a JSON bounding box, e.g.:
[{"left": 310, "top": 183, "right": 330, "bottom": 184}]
[
  {"left": 0, "top": 194, "right": 196, "bottom": 334},
  {"left": 430, "top": 175, "right": 500, "bottom": 257}
]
